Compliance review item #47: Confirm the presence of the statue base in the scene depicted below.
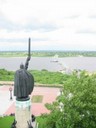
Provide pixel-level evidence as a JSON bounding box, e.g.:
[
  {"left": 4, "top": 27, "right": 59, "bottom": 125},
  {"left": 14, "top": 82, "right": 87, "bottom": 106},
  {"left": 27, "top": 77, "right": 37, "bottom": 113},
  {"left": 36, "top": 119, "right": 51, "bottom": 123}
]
[
  {"left": 15, "top": 98, "right": 35, "bottom": 128},
  {"left": 16, "top": 96, "right": 30, "bottom": 101}
]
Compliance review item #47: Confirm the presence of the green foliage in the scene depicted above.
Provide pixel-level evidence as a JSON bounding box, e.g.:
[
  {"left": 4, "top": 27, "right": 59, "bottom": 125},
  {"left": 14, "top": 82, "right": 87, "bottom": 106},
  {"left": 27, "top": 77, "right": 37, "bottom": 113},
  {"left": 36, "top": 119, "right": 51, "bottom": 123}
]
[
  {"left": 0, "top": 116, "right": 15, "bottom": 128},
  {"left": 37, "top": 71, "right": 96, "bottom": 128},
  {"left": 31, "top": 95, "right": 43, "bottom": 103},
  {"left": 1, "top": 51, "right": 96, "bottom": 57},
  {"left": 0, "top": 51, "right": 28, "bottom": 57},
  {"left": 0, "top": 69, "right": 14, "bottom": 81},
  {"left": 32, "top": 51, "right": 96, "bottom": 57},
  {"left": 30, "top": 70, "right": 68, "bottom": 85},
  {"left": 37, "top": 102, "right": 63, "bottom": 128},
  {"left": 36, "top": 114, "right": 50, "bottom": 128},
  {"left": 0, "top": 69, "right": 70, "bottom": 85},
  {"left": 59, "top": 71, "right": 96, "bottom": 128}
]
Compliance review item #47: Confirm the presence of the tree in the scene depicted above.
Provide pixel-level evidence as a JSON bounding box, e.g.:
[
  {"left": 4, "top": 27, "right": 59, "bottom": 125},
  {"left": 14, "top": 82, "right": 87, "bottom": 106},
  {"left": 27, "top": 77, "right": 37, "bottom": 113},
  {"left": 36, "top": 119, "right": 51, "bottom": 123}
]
[{"left": 39, "top": 71, "right": 96, "bottom": 128}]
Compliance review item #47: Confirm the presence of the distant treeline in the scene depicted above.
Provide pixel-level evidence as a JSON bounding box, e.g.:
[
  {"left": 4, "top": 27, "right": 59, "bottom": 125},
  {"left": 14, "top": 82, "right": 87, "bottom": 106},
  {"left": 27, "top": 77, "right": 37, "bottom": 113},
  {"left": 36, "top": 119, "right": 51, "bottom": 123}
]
[
  {"left": 32, "top": 51, "right": 96, "bottom": 57},
  {"left": 0, "top": 51, "right": 96, "bottom": 57}
]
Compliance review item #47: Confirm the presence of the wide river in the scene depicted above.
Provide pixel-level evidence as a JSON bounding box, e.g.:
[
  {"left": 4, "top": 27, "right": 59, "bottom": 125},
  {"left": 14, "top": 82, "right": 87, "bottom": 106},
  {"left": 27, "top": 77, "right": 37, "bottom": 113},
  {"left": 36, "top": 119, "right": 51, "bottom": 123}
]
[{"left": 0, "top": 57, "right": 96, "bottom": 72}]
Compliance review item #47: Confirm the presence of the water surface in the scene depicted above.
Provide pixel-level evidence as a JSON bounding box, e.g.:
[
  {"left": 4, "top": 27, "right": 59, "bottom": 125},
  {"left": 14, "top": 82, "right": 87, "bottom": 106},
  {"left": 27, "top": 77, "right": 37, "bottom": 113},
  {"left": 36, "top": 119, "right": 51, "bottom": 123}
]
[{"left": 0, "top": 57, "right": 96, "bottom": 72}]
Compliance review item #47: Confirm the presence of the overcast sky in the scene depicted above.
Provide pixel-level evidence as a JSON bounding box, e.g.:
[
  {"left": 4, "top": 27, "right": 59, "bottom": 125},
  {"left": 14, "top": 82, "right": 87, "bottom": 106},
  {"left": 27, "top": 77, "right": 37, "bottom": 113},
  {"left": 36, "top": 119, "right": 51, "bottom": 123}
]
[{"left": 0, "top": 0, "right": 96, "bottom": 51}]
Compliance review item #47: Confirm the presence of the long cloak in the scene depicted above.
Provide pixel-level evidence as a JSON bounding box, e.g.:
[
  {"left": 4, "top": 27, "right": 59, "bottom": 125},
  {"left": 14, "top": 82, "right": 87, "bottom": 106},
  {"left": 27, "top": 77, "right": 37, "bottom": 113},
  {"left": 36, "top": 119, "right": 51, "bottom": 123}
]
[{"left": 14, "top": 69, "right": 34, "bottom": 98}]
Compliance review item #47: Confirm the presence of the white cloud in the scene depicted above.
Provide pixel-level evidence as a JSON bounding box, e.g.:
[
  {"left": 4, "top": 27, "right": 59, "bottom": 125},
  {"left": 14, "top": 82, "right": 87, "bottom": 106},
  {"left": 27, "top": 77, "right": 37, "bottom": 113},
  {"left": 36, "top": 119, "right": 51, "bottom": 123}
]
[{"left": 0, "top": 0, "right": 96, "bottom": 51}]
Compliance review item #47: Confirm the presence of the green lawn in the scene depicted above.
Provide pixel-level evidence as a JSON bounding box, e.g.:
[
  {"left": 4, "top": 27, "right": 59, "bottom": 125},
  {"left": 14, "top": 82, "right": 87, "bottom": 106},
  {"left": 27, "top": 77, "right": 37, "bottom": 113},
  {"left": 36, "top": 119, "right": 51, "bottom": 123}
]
[
  {"left": 0, "top": 116, "right": 15, "bottom": 128},
  {"left": 31, "top": 95, "right": 43, "bottom": 103}
]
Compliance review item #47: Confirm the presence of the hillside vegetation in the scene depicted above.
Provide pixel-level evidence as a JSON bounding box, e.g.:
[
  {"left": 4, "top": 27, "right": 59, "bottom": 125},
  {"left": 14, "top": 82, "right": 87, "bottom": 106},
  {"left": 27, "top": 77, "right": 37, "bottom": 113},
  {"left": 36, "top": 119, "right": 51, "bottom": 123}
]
[
  {"left": 1, "top": 51, "right": 96, "bottom": 57},
  {"left": 0, "top": 69, "right": 70, "bottom": 85}
]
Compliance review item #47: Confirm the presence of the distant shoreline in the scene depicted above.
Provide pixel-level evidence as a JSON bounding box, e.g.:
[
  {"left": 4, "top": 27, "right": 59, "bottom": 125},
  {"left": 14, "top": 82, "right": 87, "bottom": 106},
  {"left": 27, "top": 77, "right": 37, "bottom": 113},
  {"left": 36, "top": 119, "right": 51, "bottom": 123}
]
[{"left": 0, "top": 51, "right": 96, "bottom": 57}]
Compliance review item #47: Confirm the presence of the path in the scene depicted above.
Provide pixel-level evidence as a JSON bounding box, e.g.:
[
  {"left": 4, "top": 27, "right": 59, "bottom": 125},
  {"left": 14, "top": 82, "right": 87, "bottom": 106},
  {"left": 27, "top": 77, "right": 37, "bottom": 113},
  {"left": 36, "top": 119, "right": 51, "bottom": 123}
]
[{"left": 0, "top": 86, "right": 60, "bottom": 116}]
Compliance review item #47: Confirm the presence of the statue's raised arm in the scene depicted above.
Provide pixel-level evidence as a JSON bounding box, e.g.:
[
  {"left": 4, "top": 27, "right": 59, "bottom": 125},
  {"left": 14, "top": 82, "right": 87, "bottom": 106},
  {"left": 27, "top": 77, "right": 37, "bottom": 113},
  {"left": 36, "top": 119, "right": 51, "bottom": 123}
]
[{"left": 25, "top": 38, "right": 31, "bottom": 70}]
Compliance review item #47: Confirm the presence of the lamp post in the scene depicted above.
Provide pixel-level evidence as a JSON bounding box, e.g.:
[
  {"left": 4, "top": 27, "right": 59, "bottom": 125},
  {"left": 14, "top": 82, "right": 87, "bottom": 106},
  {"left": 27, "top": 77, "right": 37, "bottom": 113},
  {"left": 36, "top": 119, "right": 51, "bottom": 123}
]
[{"left": 9, "top": 87, "right": 12, "bottom": 100}]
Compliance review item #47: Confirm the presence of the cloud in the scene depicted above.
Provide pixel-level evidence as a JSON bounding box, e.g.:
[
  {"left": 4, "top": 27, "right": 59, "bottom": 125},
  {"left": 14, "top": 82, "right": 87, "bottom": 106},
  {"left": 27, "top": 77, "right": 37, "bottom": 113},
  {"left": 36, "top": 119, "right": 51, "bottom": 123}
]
[
  {"left": 0, "top": 37, "right": 49, "bottom": 43},
  {"left": 63, "top": 15, "right": 80, "bottom": 19},
  {"left": 0, "top": 15, "right": 19, "bottom": 31},
  {"left": 0, "top": 38, "right": 27, "bottom": 43},
  {"left": 76, "top": 29, "right": 96, "bottom": 34},
  {"left": 25, "top": 22, "right": 59, "bottom": 32},
  {"left": 89, "top": 15, "right": 96, "bottom": 19},
  {"left": 0, "top": 0, "right": 96, "bottom": 51},
  {"left": 0, "top": 12, "right": 59, "bottom": 32}
]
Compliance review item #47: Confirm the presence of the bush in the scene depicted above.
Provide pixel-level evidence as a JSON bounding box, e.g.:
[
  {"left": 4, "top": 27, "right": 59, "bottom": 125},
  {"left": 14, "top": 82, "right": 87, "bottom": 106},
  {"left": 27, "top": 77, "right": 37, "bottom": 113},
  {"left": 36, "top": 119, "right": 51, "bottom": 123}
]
[
  {"left": 38, "top": 71, "right": 96, "bottom": 128},
  {"left": 0, "top": 69, "right": 70, "bottom": 85},
  {"left": 59, "top": 71, "right": 96, "bottom": 128},
  {"left": 0, "top": 69, "right": 14, "bottom": 81},
  {"left": 30, "top": 70, "right": 68, "bottom": 85}
]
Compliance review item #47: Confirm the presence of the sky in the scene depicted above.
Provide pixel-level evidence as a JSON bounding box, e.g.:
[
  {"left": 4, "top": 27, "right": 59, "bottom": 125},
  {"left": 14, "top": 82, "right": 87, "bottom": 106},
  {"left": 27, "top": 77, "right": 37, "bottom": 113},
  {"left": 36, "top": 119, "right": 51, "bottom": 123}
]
[{"left": 0, "top": 0, "right": 96, "bottom": 51}]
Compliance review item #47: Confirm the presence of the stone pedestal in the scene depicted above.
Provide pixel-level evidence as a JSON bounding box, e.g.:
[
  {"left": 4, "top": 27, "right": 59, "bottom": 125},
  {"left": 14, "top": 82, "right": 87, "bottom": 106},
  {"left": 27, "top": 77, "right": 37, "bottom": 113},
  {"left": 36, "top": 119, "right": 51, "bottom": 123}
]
[{"left": 15, "top": 99, "right": 32, "bottom": 128}]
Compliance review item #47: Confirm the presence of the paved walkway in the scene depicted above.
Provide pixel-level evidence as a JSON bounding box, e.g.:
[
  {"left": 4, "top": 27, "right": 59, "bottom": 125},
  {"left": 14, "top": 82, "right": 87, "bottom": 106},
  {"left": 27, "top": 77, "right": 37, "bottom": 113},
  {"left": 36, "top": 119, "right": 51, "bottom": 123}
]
[{"left": 0, "top": 85, "right": 60, "bottom": 116}]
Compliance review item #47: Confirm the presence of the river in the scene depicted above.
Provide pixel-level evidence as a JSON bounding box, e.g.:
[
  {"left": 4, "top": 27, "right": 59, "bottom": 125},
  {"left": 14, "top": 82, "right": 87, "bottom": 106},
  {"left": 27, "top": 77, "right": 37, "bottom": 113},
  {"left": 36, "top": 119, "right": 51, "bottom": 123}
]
[{"left": 0, "top": 57, "right": 96, "bottom": 72}]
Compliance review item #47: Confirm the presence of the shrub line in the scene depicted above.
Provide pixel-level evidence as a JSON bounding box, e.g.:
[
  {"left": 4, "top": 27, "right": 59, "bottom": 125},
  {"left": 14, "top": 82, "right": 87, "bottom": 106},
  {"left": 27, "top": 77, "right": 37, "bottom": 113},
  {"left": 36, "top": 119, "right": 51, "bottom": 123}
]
[{"left": 0, "top": 81, "right": 62, "bottom": 88}]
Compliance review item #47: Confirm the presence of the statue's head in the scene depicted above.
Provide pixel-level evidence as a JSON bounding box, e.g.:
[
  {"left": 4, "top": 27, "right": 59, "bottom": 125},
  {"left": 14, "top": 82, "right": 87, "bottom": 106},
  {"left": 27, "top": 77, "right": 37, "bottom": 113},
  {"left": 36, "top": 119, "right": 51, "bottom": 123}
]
[{"left": 20, "top": 63, "right": 24, "bottom": 69}]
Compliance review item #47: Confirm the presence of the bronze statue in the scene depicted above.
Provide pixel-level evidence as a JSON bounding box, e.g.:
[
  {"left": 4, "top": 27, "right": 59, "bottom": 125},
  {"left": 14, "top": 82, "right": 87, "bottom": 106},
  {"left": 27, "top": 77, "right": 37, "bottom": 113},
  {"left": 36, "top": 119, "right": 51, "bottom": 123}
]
[{"left": 14, "top": 38, "right": 34, "bottom": 101}]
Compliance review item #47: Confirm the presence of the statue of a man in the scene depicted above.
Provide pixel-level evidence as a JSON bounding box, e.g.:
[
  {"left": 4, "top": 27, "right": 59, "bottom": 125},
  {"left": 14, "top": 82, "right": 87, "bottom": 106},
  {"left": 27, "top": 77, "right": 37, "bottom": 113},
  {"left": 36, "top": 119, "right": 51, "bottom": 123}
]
[
  {"left": 14, "top": 38, "right": 34, "bottom": 101},
  {"left": 14, "top": 63, "right": 34, "bottom": 101}
]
